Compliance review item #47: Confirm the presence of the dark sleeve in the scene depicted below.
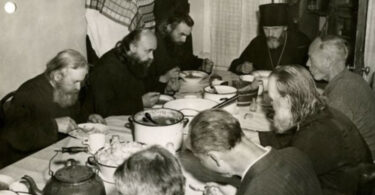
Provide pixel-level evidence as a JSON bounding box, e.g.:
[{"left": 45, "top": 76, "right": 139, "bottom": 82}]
[
  {"left": 90, "top": 69, "right": 142, "bottom": 117},
  {"left": 179, "top": 35, "right": 203, "bottom": 71},
  {"left": 3, "top": 91, "right": 59, "bottom": 152},
  {"left": 229, "top": 40, "right": 255, "bottom": 74},
  {"left": 258, "top": 131, "right": 294, "bottom": 149}
]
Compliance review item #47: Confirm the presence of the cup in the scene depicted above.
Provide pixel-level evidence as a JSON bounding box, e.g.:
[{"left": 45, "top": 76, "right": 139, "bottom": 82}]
[
  {"left": 232, "top": 80, "right": 258, "bottom": 107},
  {"left": 82, "top": 133, "right": 106, "bottom": 154}
]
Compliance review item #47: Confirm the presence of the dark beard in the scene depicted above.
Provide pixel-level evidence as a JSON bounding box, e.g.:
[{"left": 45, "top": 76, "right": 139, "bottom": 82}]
[
  {"left": 128, "top": 55, "right": 152, "bottom": 79},
  {"left": 53, "top": 83, "right": 79, "bottom": 108}
]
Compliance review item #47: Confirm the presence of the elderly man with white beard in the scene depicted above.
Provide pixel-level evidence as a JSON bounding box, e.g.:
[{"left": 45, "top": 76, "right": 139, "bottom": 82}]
[
  {"left": 259, "top": 65, "right": 372, "bottom": 195},
  {"left": 0, "top": 49, "right": 104, "bottom": 168},
  {"left": 229, "top": 3, "right": 310, "bottom": 74}
]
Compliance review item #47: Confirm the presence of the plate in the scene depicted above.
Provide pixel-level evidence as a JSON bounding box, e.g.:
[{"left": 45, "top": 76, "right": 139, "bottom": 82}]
[
  {"left": 0, "top": 175, "right": 14, "bottom": 191},
  {"left": 68, "top": 123, "right": 109, "bottom": 140}
]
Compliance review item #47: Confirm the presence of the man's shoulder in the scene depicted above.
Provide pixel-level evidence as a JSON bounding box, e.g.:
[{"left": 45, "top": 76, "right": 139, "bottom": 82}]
[
  {"left": 17, "top": 74, "right": 48, "bottom": 94},
  {"left": 287, "top": 30, "right": 310, "bottom": 47},
  {"left": 93, "top": 49, "right": 126, "bottom": 74}
]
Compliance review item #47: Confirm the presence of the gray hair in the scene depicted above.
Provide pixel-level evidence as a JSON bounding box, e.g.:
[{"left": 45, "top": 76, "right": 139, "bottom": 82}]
[
  {"left": 114, "top": 145, "right": 185, "bottom": 195},
  {"left": 270, "top": 65, "right": 326, "bottom": 125},
  {"left": 317, "top": 35, "right": 349, "bottom": 63},
  {"left": 44, "top": 49, "right": 88, "bottom": 79}
]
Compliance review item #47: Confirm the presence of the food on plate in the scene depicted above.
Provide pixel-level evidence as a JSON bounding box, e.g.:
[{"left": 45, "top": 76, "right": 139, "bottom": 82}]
[
  {"left": 68, "top": 123, "right": 108, "bottom": 139},
  {"left": 95, "top": 138, "right": 146, "bottom": 167}
]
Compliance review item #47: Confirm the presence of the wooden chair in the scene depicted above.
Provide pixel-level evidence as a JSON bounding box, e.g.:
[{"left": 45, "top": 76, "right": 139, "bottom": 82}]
[
  {"left": 0, "top": 91, "right": 15, "bottom": 128},
  {"left": 357, "top": 163, "right": 375, "bottom": 195}
]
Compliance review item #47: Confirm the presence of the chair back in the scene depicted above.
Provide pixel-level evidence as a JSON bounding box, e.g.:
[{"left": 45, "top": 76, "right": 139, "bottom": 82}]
[{"left": 0, "top": 91, "right": 15, "bottom": 128}]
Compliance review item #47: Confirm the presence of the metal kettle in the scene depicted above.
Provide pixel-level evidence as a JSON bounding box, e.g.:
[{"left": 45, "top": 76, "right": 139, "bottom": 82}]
[{"left": 21, "top": 147, "right": 106, "bottom": 195}]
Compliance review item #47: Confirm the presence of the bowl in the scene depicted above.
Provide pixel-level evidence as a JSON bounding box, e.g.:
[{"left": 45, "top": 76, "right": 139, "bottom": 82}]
[
  {"left": 163, "top": 98, "right": 217, "bottom": 117},
  {"left": 152, "top": 94, "right": 175, "bottom": 108},
  {"left": 180, "top": 70, "right": 209, "bottom": 84},
  {"left": 203, "top": 85, "right": 237, "bottom": 112}
]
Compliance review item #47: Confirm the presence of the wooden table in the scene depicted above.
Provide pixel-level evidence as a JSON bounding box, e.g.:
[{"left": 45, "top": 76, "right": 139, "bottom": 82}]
[{"left": 0, "top": 70, "right": 272, "bottom": 195}]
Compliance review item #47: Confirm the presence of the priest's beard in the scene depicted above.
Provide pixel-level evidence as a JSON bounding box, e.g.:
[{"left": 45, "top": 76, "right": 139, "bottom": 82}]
[
  {"left": 128, "top": 54, "right": 152, "bottom": 79},
  {"left": 273, "top": 107, "right": 295, "bottom": 134},
  {"left": 266, "top": 33, "right": 286, "bottom": 49},
  {"left": 53, "top": 81, "right": 79, "bottom": 108}
]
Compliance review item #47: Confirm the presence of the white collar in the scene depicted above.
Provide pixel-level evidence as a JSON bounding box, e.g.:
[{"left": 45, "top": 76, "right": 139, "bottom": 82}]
[{"left": 241, "top": 146, "right": 272, "bottom": 180}]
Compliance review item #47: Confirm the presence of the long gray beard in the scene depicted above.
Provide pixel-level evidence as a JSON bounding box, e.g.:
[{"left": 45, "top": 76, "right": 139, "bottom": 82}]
[
  {"left": 267, "top": 38, "right": 282, "bottom": 49},
  {"left": 53, "top": 86, "right": 79, "bottom": 108}
]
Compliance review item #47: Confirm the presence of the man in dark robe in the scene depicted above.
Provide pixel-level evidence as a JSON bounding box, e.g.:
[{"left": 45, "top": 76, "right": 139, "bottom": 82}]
[
  {"left": 144, "top": 14, "right": 213, "bottom": 93},
  {"left": 86, "top": 29, "right": 159, "bottom": 117},
  {"left": 229, "top": 3, "right": 310, "bottom": 74},
  {"left": 260, "top": 65, "right": 372, "bottom": 194},
  {"left": 0, "top": 49, "right": 104, "bottom": 168}
]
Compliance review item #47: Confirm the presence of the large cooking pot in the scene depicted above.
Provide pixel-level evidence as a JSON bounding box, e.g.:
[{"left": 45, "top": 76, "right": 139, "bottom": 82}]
[
  {"left": 22, "top": 159, "right": 105, "bottom": 195},
  {"left": 128, "top": 108, "right": 189, "bottom": 151}
]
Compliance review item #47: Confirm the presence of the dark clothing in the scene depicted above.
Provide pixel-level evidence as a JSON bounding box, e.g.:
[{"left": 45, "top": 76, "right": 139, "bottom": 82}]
[
  {"left": 86, "top": 48, "right": 145, "bottom": 117},
  {"left": 229, "top": 30, "right": 310, "bottom": 74},
  {"left": 237, "top": 148, "right": 322, "bottom": 195},
  {"left": 0, "top": 74, "right": 84, "bottom": 167},
  {"left": 259, "top": 107, "right": 372, "bottom": 195},
  {"left": 324, "top": 69, "right": 375, "bottom": 159},
  {"left": 144, "top": 31, "right": 203, "bottom": 92}
]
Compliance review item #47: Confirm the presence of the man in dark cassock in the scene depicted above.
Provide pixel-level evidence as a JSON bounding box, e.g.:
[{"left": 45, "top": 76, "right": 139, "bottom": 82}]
[
  {"left": 0, "top": 49, "right": 104, "bottom": 168},
  {"left": 144, "top": 14, "right": 214, "bottom": 94},
  {"left": 229, "top": 3, "right": 310, "bottom": 74},
  {"left": 85, "top": 29, "right": 160, "bottom": 118}
]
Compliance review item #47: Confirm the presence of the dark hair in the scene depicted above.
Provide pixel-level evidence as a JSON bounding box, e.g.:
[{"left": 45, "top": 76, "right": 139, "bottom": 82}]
[
  {"left": 114, "top": 145, "right": 185, "bottom": 195},
  {"left": 158, "top": 14, "right": 194, "bottom": 35},
  {"left": 115, "top": 28, "right": 149, "bottom": 62},
  {"left": 270, "top": 65, "right": 326, "bottom": 125},
  {"left": 189, "top": 109, "right": 244, "bottom": 155},
  {"left": 44, "top": 49, "right": 88, "bottom": 79}
]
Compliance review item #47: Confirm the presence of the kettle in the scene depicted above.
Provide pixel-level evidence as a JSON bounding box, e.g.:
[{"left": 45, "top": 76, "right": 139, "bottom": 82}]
[{"left": 21, "top": 147, "right": 106, "bottom": 195}]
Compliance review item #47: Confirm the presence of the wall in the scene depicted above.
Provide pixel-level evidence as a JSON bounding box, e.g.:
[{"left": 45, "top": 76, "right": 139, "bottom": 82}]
[{"left": 0, "top": 0, "right": 87, "bottom": 98}]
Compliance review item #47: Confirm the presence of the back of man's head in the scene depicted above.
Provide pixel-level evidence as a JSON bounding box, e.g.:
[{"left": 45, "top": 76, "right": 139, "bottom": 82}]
[
  {"left": 270, "top": 65, "right": 325, "bottom": 124},
  {"left": 314, "top": 35, "right": 349, "bottom": 66},
  {"left": 114, "top": 145, "right": 185, "bottom": 195},
  {"left": 189, "top": 109, "right": 244, "bottom": 155},
  {"left": 44, "top": 49, "right": 88, "bottom": 79}
]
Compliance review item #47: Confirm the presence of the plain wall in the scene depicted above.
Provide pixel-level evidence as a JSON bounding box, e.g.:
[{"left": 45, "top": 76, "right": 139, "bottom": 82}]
[{"left": 0, "top": 0, "right": 87, "bottom": 98}]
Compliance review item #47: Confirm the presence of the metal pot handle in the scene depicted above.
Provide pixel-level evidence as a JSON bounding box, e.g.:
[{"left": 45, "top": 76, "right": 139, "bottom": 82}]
[
  {"left": 86, "top": 156, "right": 100, "bottom": 173},
  {"left": 124, "top": 117, "right": 134, "bottom": 129},
  {"left": 182, "top": 118, "right": 190, "bottom": 128}
]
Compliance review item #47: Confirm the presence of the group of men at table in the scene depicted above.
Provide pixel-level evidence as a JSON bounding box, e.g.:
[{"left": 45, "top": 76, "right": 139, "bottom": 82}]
[{"left": 1, "top": 2, "right": 375, "bottom": 195}]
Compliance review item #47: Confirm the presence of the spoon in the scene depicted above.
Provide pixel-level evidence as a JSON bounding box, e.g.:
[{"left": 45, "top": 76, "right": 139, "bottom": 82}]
[{"left": 144, "top": 112, "right": 159, "bottom": 125}]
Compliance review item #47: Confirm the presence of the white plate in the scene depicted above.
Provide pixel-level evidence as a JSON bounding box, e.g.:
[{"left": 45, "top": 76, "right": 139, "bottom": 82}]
[{"left": 68, "top": 123, "right": 109, "bottom": 140}]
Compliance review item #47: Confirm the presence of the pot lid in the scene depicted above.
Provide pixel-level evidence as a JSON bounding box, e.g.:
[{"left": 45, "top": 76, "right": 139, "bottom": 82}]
[{"left": 54, "top": 164, "right": 94, "bottom": 183}]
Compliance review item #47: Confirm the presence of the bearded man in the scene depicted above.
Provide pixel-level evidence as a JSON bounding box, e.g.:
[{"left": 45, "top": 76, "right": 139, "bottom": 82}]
[
  {"left": 229, "top": 3, "right": 310, "bottom": 74},
  {"left": 86, "top": 29, "right": 159, "bottom": 117},
  {"left": 0, "top": 49, "right": 103, "bottom": 168},
  {"left": 260, "top": 65, "right": 372, "bottom": 195},
  {"left": 144, "top": 13, "right": 213, "bottom": 93}
]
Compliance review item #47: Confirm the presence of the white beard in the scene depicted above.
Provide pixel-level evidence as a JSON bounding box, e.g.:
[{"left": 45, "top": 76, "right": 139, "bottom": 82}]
[
  {"left": 52, "top": 82, "right": 79, "bottom": 108},
  {"left": 267, "top": 38, "right": 281, "bottom": 49}
]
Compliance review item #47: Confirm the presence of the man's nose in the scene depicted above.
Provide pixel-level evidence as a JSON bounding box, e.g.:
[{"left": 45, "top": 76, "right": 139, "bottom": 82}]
[
  {"left": 148, "top": 52, "right": 154, "bottom": 60},
  {"left": 75, "top": 83, "right": 81, "bottom": 91},
  {"left": 181, "top": 36, "right": 187, "bottom": 43},
  {"left": 306, "top": 59, "right": 311, "bottom": 67}
]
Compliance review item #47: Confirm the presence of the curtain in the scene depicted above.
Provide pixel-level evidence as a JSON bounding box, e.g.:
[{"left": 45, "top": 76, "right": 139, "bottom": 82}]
[
  {"left": 199, "top": 0, "right": 272, "bottom": 70},
  {"left": 364, "top": 0, "right": 375, "bottom": 86}
]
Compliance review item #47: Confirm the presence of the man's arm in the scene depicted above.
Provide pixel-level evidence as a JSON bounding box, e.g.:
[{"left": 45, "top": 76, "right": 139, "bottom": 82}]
[{"left": 229, "top": 40, "right": 255, "bottom": 74}]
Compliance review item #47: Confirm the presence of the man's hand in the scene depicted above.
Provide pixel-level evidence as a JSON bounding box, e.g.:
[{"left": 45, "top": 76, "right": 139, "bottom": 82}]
[
  {"left": 159, "top": 67, "right": 180, "bottom": 83},
  {"left": 88, "top": 114, "right": 106, "bottom": 124},
  {"left": 165, "top": 77, "right": 180, "bottom": 94},
  {"left": 142, "top": 92, "right": 160, "bottom": 108},
  {"left": 201, "top": 58, "right": 214, "bottom": 74},
  {"left": 236, "top": 62, "right": 253, "bottom": 74},
  {"left": 55, "top": 117, "right": 78, "bottom": 134}
]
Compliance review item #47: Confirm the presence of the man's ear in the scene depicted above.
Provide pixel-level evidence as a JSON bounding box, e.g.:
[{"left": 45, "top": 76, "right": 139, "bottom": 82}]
[
  {"left": 166, "top": 24, "right": 172, "bottom": 33},
  {"left": 208, "top": 151, "right": 222, "bottom": 168},
  {"left": 283, "top": 26, "right": 288, "bottom": 31},
  {"left": 129, "top": 42, "right": 137, "bottom": 53},
  {"left": 52, "top": 70, "right": 63, "bottom": 83}
]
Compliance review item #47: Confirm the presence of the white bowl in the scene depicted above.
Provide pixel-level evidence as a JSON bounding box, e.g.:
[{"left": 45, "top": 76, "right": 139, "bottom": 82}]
[
  {"left": 163, "top": 98, "right": 217, "bottom": 117},
  {"left": 153, "top": 94, "right": 175, "bottom": 108}
]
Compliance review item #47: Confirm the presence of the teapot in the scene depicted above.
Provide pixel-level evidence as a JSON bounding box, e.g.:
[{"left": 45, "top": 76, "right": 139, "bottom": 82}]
[{"left": 21, "top": 147, "right": 106, "bottom": 195}]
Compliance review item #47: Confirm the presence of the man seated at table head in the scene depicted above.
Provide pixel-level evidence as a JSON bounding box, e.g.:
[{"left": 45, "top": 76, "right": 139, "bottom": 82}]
[
  {"left": 260, "top": 64, "right": 373, "bottom": 194},
  {"left": 307, "top": 35, "right": 375, "bottom": 160},
  {"left": 0, "top": 49, "right": 104, "bottom": 168},
  {"left": 229, "top": 3, "right": 310, "bottom": 74},
  {"left": 188, "top": 109, "right": 322, "bottom": 195},
  {"left": 86, "top": 29, "right": 160, "bottom": 117},
  {"left": 144, "top": 13, "right": 214, "bottom": 94},
  {"left": 114, "top": 145, "right": 185, "bottom": 195}
]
